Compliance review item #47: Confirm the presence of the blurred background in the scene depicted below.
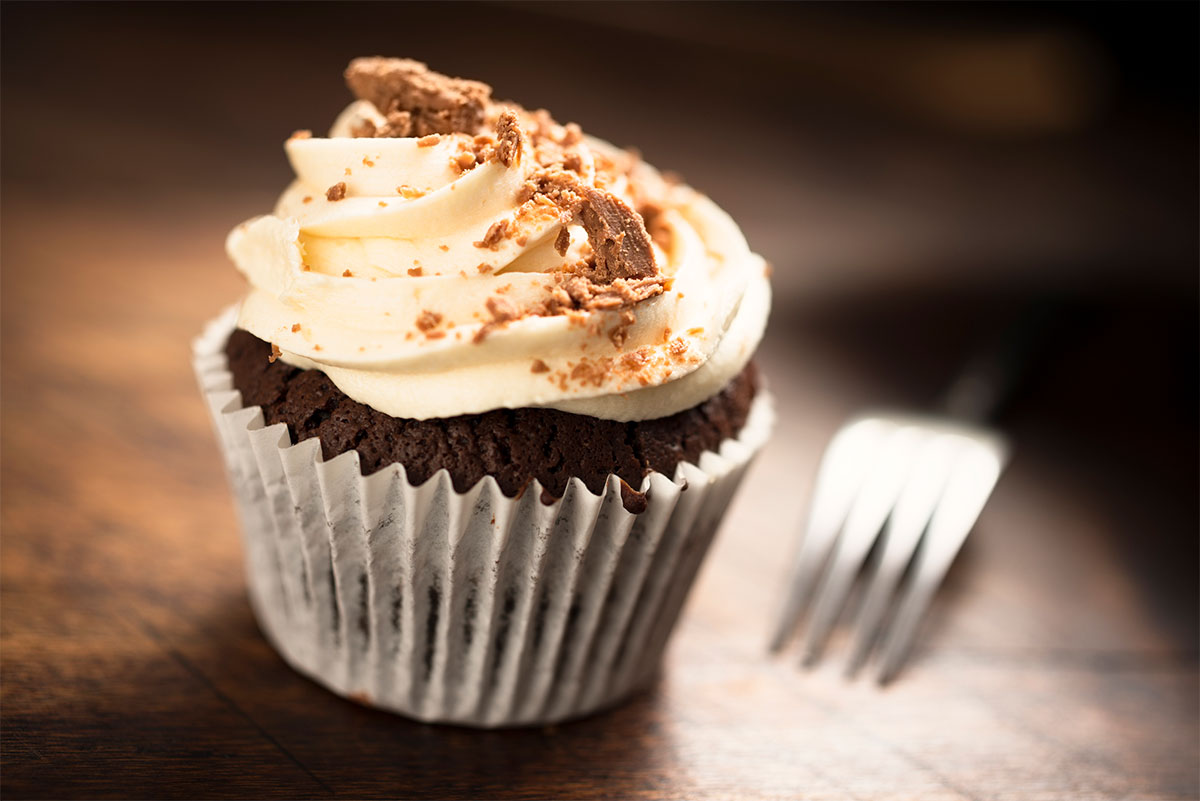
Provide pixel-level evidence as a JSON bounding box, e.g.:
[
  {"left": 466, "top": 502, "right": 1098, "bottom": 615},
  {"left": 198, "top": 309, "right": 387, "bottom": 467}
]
[{"left": 2, "top": 2, "right": 1196, "bottom": 798}]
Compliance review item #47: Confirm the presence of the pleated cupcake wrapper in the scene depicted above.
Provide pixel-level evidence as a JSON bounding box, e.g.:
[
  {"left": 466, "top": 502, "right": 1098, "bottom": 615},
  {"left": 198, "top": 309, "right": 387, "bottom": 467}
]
[{"left": 194, "top": 307, "right": 773, "bottom": 727}]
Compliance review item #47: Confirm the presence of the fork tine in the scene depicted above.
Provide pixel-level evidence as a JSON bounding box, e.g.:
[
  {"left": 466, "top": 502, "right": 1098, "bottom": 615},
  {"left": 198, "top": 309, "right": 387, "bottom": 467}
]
[
  {"left": 769, "top": 418, "right": 893, "bottom": 652},
  {"left": 875, "top": 440, "right": 1006, "bottom": 683},
  {"left": 843, "top": 434, "right": 960, "bottom": 676},
  {"left": 799, "top": 425, "right": 924, "bottom": 666}
]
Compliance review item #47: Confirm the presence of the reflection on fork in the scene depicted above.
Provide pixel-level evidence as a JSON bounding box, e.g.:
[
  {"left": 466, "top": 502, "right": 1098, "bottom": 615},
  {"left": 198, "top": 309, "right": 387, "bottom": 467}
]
[{"left": 769, "top": 414, "right": 1009, "bottom": 684}]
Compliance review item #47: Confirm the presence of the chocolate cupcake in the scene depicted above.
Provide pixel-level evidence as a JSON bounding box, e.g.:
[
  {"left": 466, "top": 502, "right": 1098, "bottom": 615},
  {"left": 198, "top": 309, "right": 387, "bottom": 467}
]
[{"left": 194, "top": 58, "right": 772, "bottom": 726}]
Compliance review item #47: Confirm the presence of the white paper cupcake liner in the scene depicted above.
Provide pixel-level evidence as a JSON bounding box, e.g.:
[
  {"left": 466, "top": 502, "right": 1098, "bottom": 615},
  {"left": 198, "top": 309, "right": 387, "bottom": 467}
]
[{"left": 193, "top": 307, "right": 773, "bottom": 727}]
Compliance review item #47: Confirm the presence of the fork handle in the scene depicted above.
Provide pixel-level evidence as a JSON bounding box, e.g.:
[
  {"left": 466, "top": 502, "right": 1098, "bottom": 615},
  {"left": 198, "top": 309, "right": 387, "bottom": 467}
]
[{"left": 938, "top": 295, "right": 1066, "bottom": 424}]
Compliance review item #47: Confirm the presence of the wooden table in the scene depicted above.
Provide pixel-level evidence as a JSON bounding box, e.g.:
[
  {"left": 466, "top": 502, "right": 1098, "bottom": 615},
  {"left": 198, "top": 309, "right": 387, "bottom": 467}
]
[{"left": 2, "top": 4, "right": 1196, "bottom": 798}]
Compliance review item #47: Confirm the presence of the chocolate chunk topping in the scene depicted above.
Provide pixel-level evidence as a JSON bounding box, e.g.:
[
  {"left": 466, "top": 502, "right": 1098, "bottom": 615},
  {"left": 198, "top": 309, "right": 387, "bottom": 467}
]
[
  {"left": 349, "top": 117, "right": 377, "bottom": 137},
  {"left": 415, "top": 310, "right": 442, "bottom": 332},
  {"left": 542, "top": 272, "right": 664, "bottom": 315},
  {"left": 351, "top": 111, "right": 415, "bottom": 138},
  {"left": 486, "top": 295, "right": 519, "bottom": 322},
  {"left": 554, "top": 226, "right": 571, "bottom": 256},
  {"left": 562, "top": 150, "right": 584, "bottom": 173},
  {"left": 473, "top": 219, "right": 512, "bottom": 250},
  {"left": 495, "top": 110, "right": 523, "bottom": 168},
  {"left": 345, "top": 57, "right": 491, "bottom": 137},
  {"left": 533, "top": 171, "right": 658, "bottom": 283},
  {"left": 473, "top": 295, "right": 521, "bottom": 343},
  {"left": 608, "top": 309, "right": 637, "bottom": 348},
  {"left": 326, "top": 182, "right": 347, "bottom": 201},
  {"left": 575, "top": 186, "right": 657, "bottom": 283},
  {"left": 516, "top": 181, "right": 537, "bottom": 204},
  {"left": 451, "top": 152, "right": 477, "bottom": 172}
]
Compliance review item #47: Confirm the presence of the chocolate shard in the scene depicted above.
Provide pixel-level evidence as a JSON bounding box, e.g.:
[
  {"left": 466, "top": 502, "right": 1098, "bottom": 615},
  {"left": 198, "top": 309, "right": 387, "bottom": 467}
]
[
  {"left": 554, "top": 226, "right": 571, "bottom": 256},
  {"left": 534, "top": 170, "right": 658, "bottom": 283},
  {"left": 344, "top": 57, "right": 492, "bottom": 137},
  {"left": 576, "top": 185, "right": 658, "bottom": 282}
]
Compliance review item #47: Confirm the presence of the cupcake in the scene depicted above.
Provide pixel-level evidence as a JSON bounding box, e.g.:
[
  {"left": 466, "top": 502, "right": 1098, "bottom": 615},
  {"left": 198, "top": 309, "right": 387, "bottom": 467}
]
[{"left": 194, "top": 57, "right": 772, "bottom": 727}]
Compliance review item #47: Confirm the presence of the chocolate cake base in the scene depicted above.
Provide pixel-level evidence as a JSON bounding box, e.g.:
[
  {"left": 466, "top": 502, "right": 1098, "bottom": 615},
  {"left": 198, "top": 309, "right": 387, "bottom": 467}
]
[{"left": 225, "top": 329, "right": 758, "bottom": 513}]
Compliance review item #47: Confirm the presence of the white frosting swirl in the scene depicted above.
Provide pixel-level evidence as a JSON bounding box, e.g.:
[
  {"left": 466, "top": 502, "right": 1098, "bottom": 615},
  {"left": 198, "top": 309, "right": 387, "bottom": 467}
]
[{"left": 227, "top": 101, "right": 770, "bottom": 421}]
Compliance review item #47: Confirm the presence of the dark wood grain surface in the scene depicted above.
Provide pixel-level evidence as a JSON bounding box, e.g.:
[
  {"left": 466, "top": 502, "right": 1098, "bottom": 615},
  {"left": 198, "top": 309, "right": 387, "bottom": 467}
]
[{"left": 2, "top": 3, "right": 1197, "bottom": 799}]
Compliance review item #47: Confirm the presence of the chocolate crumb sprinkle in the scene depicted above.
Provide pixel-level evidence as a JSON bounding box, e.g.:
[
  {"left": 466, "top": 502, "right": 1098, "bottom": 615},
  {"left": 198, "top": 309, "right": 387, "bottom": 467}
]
[
  {"left": 473, "top": 219, "right": 511, "bottom": 250},
  {"left": 473, "top": 295, "right": 521, "bottom": 343},
  {"left": 609, "top": 309, "right": 637, "bottom": 348},
  {"left": 415, "top": 309, "right": 443, "bottom": 331},
  {"left": 452, "top": 152, "right": 477, "bottom": 172},
  {"left": 495, "top": 110, "right": 523, "bottom": 168},
  {"left": 325, "top": 182, "right": 347, "bottom": 201},
  {"left": 516, "top": 181, "right": 537, "bottom": 204}
]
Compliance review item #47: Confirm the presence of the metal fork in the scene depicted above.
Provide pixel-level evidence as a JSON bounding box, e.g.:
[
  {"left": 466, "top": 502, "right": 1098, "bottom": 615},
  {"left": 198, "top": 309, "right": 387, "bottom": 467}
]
[
  {"left": 770, "top": 300, "right": 1058, "bottom": 683},
  {"left": 769, "top": 413, "right": 1008, "bottom": 683}
]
